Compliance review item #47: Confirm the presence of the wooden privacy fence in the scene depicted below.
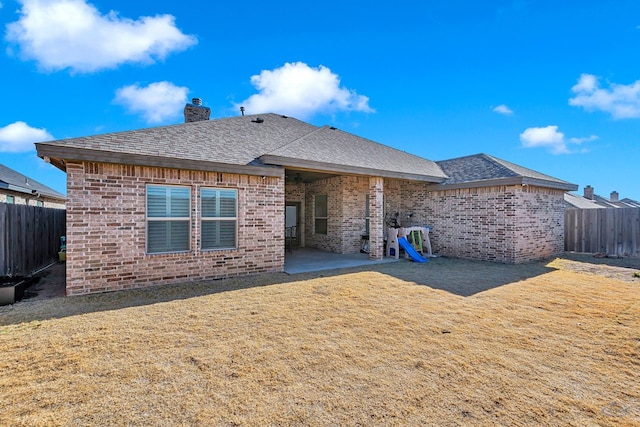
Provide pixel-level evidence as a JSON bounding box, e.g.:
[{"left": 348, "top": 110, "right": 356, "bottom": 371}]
[
  {"left": 565, "top": 208, "right": 640, "bottom": 258},
  {"left": 0, "top": 204, "right": 66, "bottom": 277}
]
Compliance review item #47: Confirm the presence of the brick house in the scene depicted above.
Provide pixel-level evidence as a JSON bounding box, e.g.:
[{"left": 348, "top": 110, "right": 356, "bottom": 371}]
[
  {"left": 35, "top": 101, "right": 577, "bottom": 295},
  {"left": 0, "top": 163, "right": 66, "bottom": 209},
  {"left": 564, "top": 185, "right": 640, "bottom": 209}
]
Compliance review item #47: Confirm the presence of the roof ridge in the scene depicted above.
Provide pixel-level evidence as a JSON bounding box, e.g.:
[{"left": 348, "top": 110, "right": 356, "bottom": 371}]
[
  {"left": 263, "top": 124, "right": 324, "bottom": 155},
  {"left": 44, "top": 112, "right": 287, "bottom": 145},
  {"left": 481, "top": 154, "right": 521, "bottom": 176},
  {"left": 437, "top": 152, "right": 486, "bottom": 162}
]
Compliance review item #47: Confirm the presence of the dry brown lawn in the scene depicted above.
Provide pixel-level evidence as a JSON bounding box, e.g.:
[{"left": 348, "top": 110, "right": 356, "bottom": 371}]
[{"left": 1, "top": 254, "right": 639, "bottom": 426}]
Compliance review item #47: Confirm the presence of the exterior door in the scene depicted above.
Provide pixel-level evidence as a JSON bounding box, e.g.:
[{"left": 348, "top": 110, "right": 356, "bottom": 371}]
[{"left": 285, "top": 202, "right": 300, "bottom": 248}]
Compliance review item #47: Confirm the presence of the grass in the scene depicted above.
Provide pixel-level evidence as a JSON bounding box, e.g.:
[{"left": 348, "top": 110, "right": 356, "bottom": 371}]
[{"left": 1, "top": 255, "right": 639, "bottom": 426}]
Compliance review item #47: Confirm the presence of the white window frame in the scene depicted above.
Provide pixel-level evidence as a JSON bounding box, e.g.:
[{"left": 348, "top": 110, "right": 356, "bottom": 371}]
[
  {"left": 200, "top": 187, "right": 238, "bottom": 251},
  {"left": 146, "top": 184, "right": 191, "bottom": 254}
]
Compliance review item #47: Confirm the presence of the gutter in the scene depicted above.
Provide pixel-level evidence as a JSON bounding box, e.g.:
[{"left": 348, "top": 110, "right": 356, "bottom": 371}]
[
  {"left": 426, "top": 176, "right": 578, "bottom": 192},
  {"left": 36, "top": 145, "right": 284, "bottom": 178},
  {"left": 260, "top": 155, "right": 447, "bottom": 183}
]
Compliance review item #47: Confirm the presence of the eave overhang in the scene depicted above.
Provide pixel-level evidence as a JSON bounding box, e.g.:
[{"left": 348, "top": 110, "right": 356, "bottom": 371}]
[
  {"left": 426, "top": 176, "right": 578, "bottom": 192},
  {"left": 36, "top": 144, "right": 284, "bottom": 178},
  {"left": 0, "top": 181, "right": 66, "bottom": 201},
  {"left": 260, "top": 155, "right": 447, "bottom": 183}
]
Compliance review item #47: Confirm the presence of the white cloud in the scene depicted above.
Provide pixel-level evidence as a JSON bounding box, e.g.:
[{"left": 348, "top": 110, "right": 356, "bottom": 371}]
[
  {"left": 5, "top": 0, "right": 197, "bottom": 73},
  {"left": 569, "top": 73, "right": 640, "bottom": 119},
  {"left": 236, "top": 62, "right": 374, "bottom": 119},
  {"left": 519, "top": 125, "right": 597, "bottom": 155},
  {"left": 114, "top": 81, "right": 189, "bottom": 124},
  {"left": 568, "top": 135, "right": 599, "bottom": 144},
  {"left": 0, "top": 121, "right": 53, "bottom": 152},
  {"left": 493, "top": 104, "right": 513, "bottom": 115}
]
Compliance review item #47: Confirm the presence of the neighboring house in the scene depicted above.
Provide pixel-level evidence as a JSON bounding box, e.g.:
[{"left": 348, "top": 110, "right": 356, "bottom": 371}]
[
  {"left": 35, "top": 100, "right": 577, "bottom": 296},
  {"left": 0, "top": 163, "right": 66, "bottom": 209},
  {"left": 565, "top": 185, "right": 640, "bottom": 209}
]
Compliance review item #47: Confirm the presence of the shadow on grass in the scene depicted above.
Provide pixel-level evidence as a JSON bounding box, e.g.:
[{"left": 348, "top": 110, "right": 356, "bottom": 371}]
[
  {"left": 382, "top": 256, "right": 557, "bottom": 296},
  {"left": 0, "top": 255, "right": 565, "bottom": 326}
]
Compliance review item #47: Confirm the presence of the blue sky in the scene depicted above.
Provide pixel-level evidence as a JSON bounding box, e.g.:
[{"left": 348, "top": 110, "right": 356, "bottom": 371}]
[{"left": 1, "top": 0, "right": 639, "bottom": 201}]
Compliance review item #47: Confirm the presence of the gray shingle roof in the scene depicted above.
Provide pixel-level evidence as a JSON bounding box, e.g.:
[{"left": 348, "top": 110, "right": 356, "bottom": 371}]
[
  {"left": 564, "top": 192, "right": 606, "bottom": 209},
  {"left": 0, "top": 163, "right": 66, "bottom": 200},
  {"left": 261, "top": 126, "right": 446, "bottom": 181},
  {"left": 434, "top": 153, "right": 577, "bottom": 191},
  {"left": 36, "top": 115, "right": 576, "bottom": 190},
  {"left": 589, "top": 194, "right": 640, "bottom": 208},
  {"left": 36, "top": 113, "right": 446, "bottom": 182},
  {"left": 619, "top": 198, "right": 640, "bottom": 208},
  {"left": 38, "top": 114, "right": 317, "bottom": 167}
]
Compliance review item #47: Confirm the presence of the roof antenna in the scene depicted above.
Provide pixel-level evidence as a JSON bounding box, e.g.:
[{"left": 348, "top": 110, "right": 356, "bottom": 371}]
[{"left": 240, "top": 106, "right": 245, "bottom": 116}]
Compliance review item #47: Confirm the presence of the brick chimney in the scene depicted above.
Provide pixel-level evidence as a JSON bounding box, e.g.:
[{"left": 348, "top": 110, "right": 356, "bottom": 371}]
[
  {"left": 584, "top": 185, "right": 594, "bottom": 200},
  {"left": 610, "top": 191, "right": 619, "bottom": 202},
  {"left": 183, "top": 98, "right": 210, "bottom": 123}
]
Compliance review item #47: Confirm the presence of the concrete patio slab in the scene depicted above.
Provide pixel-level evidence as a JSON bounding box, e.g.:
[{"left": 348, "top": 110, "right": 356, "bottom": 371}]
[{"left": 284, "top": 247, "right": 401, "bottom": 274}]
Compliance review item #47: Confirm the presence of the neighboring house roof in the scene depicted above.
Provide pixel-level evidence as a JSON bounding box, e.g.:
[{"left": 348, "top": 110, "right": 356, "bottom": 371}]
[
  {"left": 587, "top": 194, "right": 640, "bottom": 208},
  {"left": 0, "top": 163, "right": 66, "bottom": 201},
  {"left": 36, "top": 113, "right": 446, "bottom": 182},
  {"left": 564, "top": 192, "right": 606, "bottom": 209},
  {"left": 430, "top": 153, "right": 578, "bottom": 191},
  {"left": 619, "top": 198, "right": 640, "bottom": 208}
]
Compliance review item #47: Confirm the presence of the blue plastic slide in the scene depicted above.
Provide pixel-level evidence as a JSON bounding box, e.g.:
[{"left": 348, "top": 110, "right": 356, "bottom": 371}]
[{"left": 397, "top": 237, "right": 429, "bottom": 263}]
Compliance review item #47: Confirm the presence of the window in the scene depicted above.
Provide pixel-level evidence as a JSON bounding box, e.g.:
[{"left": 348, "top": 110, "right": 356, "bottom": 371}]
[
  {"left": 146, "top": 185, "right": 190, "bottom": 254},
  {"left": 314, "top": 194, "right": 328, "bottom": 234},
  {"left": 201, "top": 188, "right": 237, "bottom": 250},
  {"left": 365, "top": 194, "right": 370, "bottom": 235},
  {"left": 6, "top": 195, "right": 14, "bottom": 204},
  {"left": 36, "top": 200, "right": 44, "bottom": 207}
]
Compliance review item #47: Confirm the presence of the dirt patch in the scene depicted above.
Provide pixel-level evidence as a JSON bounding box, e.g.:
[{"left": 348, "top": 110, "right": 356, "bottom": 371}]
[
  {"left": 22, "top": 262, "right": 66, "bottom": 301},
  {"left": 555, "top": 253, "right": 640, "bottom": 282}
]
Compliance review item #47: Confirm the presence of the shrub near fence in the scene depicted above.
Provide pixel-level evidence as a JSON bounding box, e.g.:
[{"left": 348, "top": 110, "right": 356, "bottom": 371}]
[
  {"left": 565, "top": 208, "right": 640, "bottom": 258},
  {"left": 0, "top": 203, "right": 66, "bottom": 277}
]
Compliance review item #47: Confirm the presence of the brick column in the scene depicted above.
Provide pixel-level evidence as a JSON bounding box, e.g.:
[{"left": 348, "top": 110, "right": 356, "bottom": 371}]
[{"left": 369, "top": 176, "right": 384, "bottom": 260}]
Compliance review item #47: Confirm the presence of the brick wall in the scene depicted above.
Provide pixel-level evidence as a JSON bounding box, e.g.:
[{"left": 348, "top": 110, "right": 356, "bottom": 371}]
[
  {"left": 514, "top": 186, "right": 566, "bottom": 261},
  {"left": 65, "top": 161, "right": 284, "bottom": 295},
  {"left": 304, "top": 176, "right": 344, "bottom": 252},
  {"left": 284, "top": 175, "right": 565, "bottom": 264},
  {"left": 285, "top": 182, "right": 305, "bottom": 202},
  {"left": 303, "top": 176, "right": 370, "bottom": 253},
  {"left": 424, "top": 184, "right": 566, "bottom": 263},
  {"left": 340, "top": 176, "right": 370, "bottom": 253},
  {"left": 383, "top": 179, "right": 429, "bottom": 229},
  {"left": 368, "top": 177, "right": 384, "bottom": 260}
]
